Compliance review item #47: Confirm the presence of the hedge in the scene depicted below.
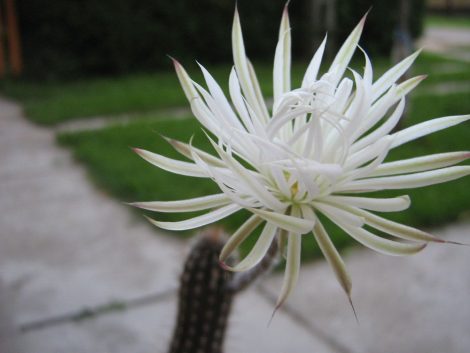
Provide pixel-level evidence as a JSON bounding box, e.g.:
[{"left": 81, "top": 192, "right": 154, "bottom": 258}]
[
  {"left": 16, "top": 0, "right": 424, "bottom": 80},
  {"left": 336, "top": 0, "right": 425, "bottom": 57}
]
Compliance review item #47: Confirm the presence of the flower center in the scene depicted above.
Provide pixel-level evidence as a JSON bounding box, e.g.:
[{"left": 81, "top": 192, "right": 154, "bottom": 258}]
[{"left": 290, "top": 181, "right": 299, "bottom": 198}]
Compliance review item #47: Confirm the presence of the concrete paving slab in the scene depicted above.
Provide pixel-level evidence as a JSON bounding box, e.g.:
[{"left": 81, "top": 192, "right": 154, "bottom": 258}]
[
  {"left": 419, "top": 27, "right": 470, "bottom": 52},
  {"left": 15, "top": 294, "right": 177, "bottom": 353},
  {"left": 262, "top": 221, "right": 470, "bottom": 353},
  {"left": 15, "top": 289, "right": 338, "bottom": 353},
  {"left": 0, "top": 98, "right": 185, "bottom": 325},
  {"left": 418, "top": 27, "right": 470, "bottom": 62},
  {"left": 54, "top": 106, "right": 191, "bottom": 134},
  {"left": 227, "top": 290, "right": 336, "bottom": 353},
  {"left": 0, "top": 279, "right": 20, "bottom": 353}
]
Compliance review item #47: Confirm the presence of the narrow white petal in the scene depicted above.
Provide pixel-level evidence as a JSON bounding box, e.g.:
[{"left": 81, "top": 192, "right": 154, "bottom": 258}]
[
  {"left": 198, "top": 63, "right": 244, "bottom": 131},
  {"left": 220, "top": 215, "right": 263, "bottom": 261},
  {"left": 345, "top": 136, "right": 393, "bottom": 171},
  {"left": 276, "top": 206, "right": 302, "bottom": 308},
  {"left": 131, "top": 193, "right": 231, "bottom": 213},
  {"left": 192, "top": 80, "right": 246, "bottom": 141},
  {"left": 371, "top": 151, "right": 470, "bottom": 177},
  {"left": 328, "top": 15, "right": 366, "bottom": 85},
  {"left": 162, "top": 136, "right": 226, "bottom": 167},
  {"left": 372, "top": 50, "right": 421, "bottom": 101},
  {"left": 229, "top": 68, "right": 256, "bottom": 133},
  {"left": 361, "top": 47, "right": 373, "bottom": 85},
  {"left": 314, "top": 202, "right": 365, "bottom": 228},
  {"left": 321, "top": 202, "right": 428, "bottom": 254},
  {"left": 352, "top": 98, "right": 405, "bottom": 151},
  {"left": 355, "top": 207, "right": 442, "bottom": 243},
  {"left": 187, "top": 95, "right": 220, "bottom": 134},
  {"left": 316, "top": 223, "right": 352, "bottom": 292},
  {"left": 145, "top": 203, "right": 241, "bottom": 231},
  {"left": 231, "top": 8, "right": 253, "bottom": 101},
  {"left": 276, "top": 232, "right": 301, "bottom": 308},
  {"left": 301, "top": 205, "right": 352, "bottom": 296},
  {"left": 325, "top": 195, "right": 411, "bottom": 212},
  {"left": 270, "top": 165, "right": 291, "bottom": 197},
  {"left": 274, "top": 159, "right": 342, "bottom": 178},
  {"left": 359, "top": 75, "right": 426, "bottom": 139},
  {"left": 344, "top": 137, "right": 392, "bottom": 181},
  {"left": 339, "top": 166, "right": 470, "bottom": 191},
  {"left": 343, "top": 71, "right": 369, "bottom": 140},
  {"left": 278, "top": 228, "right": 289, "bottom": 259},
  {"left": 190, "top": 147, "right": 258, "bottom": 208},
  {"left": 267, "top": 105, "right": 314, "bottom": 138},
  {"left": 207, "top": 139, "right": 285, "bottom": 211},
  {"left": 332, "top": 77, "right": 354, "bottom": 114},
  {"left": 273, "top": 5, "right": 291, "bottom": 102},
  {"left": 172, "top": 61, "right": 223, "bottom": 135},
  {"left": 391, "top": 115, "right": 470, "bottom": 149},
  {"left": 319, "top": 197, "right": 445, "bottom": 243},
  {"left": 302, "top": 35, "right": 327, "bottom": 88},
  {"left": 232, "top": 9, "right": 269, "bottom": 123},
  {"left": 248, "top": 208, "right": 314, "bottom": 234},
  {"left": 247, "top": 59, "right": 270, "bottom": 121},
  {"left": 226, "top": 222, "right": 278, "bottom": 272},
  {"left": 356, "top": 85, "right": 399, "bottom": 138},
  {"left": 172, "top": 59, "right": 199, "bottom": 101},
  {"left": 134, "top": 148, "right": 207, "bottom": 177},
  {"left": 340, "top": 224, "right": 426, "bottom": 256},
  {"left": 396, "top": 75, "right": 427, "bottom": 96}
]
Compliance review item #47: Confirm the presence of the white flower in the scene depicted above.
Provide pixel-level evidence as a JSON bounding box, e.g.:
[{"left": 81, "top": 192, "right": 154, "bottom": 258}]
[{"left": 133, "top": 6, "right": 470, "bottom": 308}]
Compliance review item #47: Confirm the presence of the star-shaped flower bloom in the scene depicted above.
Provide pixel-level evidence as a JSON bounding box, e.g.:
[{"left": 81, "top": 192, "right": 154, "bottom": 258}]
[{"left": 132, "top": 6, "right": 470, "bottom": 307}]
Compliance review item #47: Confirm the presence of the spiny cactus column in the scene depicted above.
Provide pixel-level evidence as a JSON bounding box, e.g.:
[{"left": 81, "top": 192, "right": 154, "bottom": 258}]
[
  {"left": 168, "top": 227, "right": 279, "bottom": 353},
  {"left": 168, "top": 227, "right": 234, "bottom": 353}
]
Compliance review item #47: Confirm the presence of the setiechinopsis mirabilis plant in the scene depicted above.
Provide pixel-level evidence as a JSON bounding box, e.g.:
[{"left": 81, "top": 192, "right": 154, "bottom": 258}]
[{"left": 131, "top": 5, "right": 470, "bottom": 309}]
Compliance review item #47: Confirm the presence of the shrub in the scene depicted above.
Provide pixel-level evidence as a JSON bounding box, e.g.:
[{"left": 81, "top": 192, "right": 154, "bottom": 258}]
[
  {"left": 16, "top": 0, "right": 424, "bottom": 80},
  {"left": 335, "top": 0, "right": 425, "bottom": 57}
]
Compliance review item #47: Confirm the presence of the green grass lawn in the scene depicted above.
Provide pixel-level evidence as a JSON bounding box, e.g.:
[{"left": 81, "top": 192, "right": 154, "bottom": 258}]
[
  {"left": 426, "top": 15, "right": 470, "bottom": 29},
  {"left": 58, "top": 91, "right": 470, "bottom": 260},
  {"left": 0, "top": 62, "right": 302, "bottom": 125},
  {"left": 2, "top": 52, "right": 467, "bottom": 125}
]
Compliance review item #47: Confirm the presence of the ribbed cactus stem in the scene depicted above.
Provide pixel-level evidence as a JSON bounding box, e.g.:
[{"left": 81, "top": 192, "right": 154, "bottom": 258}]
[
  {"left": 168, "top": 227, "right": 279, "bottom": 353},
  {"left": 169, "top": 227, "right": 234, "bottom": 353}
]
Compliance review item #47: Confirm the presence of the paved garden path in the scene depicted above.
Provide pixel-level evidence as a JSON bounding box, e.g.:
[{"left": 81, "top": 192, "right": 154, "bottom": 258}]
[
  {"left": 0, "top": 97, "right": 344, "bottom": 353},
  {"left": 2, "top": 92, "right": 470, "bottom": 353},
  {"left": 418, "top": 26, "right": 470, "bottom": 62}
]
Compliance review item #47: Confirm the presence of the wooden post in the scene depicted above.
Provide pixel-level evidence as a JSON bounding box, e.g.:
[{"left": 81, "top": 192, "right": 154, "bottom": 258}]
[
  {"left": 0, "top": 5, "right": 6, "bottom": 78},
  {"left": 5, "top": 0, "right": 22, "bottom": 76},
  {"left": 309, "top": 0, "right": 337, "bottom": 57},
  {"left": 445, "top": 0, "right": 454, "bottom": 14},
  {"left": 392, "top": 0, "right": 412, "bottom": 69},
  {"left": 391, "top": 0, "right": 413, "bottom": 130}
]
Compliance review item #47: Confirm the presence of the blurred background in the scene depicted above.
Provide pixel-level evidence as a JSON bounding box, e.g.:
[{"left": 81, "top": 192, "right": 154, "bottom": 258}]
[
  {"left": 0, "top": 0, "right": 469, "bottom": 352},
  {"left": 0, "top": 0, "right": 431, "bottom": 79}
]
